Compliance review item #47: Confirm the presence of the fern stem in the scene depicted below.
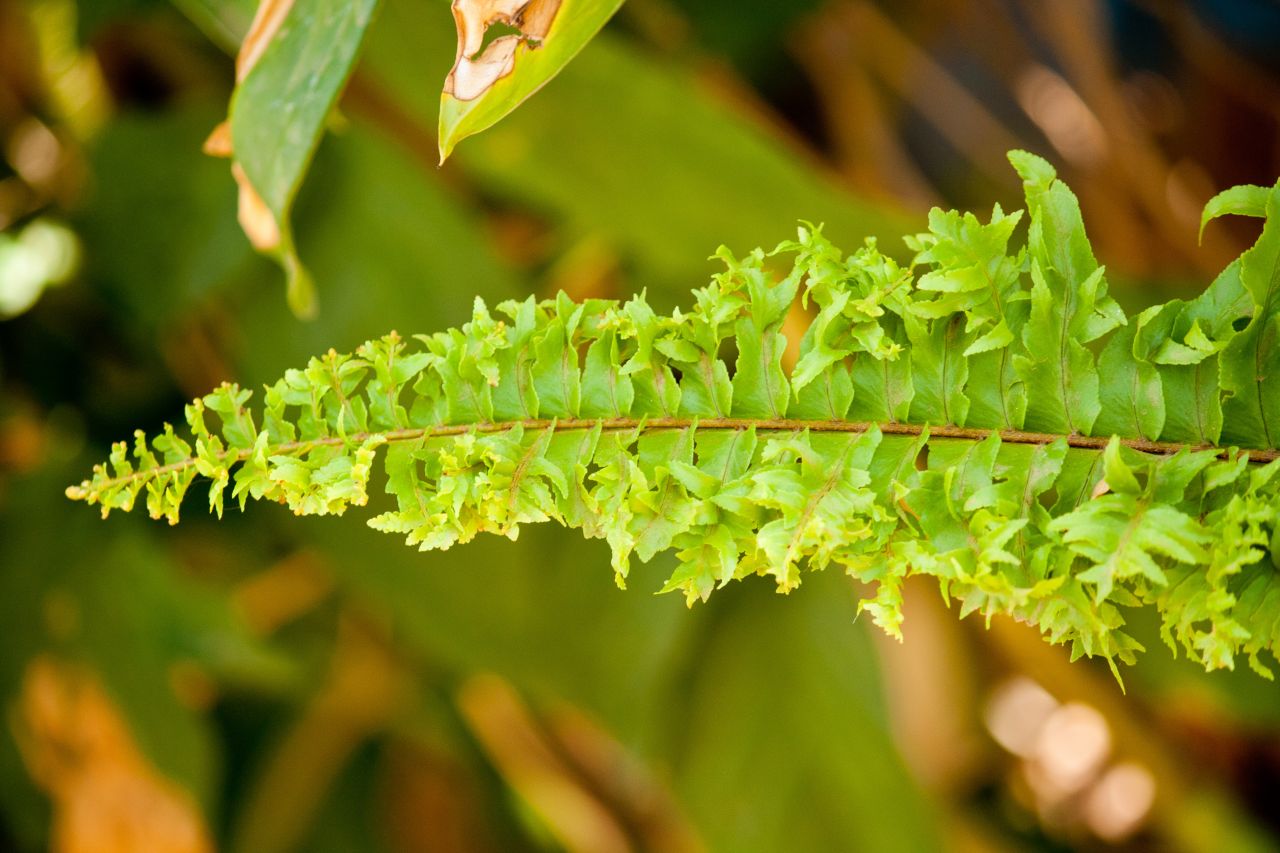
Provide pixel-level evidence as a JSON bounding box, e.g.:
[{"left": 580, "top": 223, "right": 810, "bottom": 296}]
[{"left": 66, "top": 417, "right": 1277, "bottom": 500}]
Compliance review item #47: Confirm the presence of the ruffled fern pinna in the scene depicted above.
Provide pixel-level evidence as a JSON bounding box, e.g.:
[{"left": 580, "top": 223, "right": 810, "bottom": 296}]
[{"left": 70, "top": 152, "right": 1280, "bottom": 678}]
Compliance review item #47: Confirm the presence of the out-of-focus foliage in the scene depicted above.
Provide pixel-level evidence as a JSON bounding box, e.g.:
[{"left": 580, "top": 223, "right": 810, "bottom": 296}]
[
  {"left": 5, "top": 1, "right": 1280, "bottom": 851},
  {"left": 192, "top": 0, "right": 626, "bottom": 313}
]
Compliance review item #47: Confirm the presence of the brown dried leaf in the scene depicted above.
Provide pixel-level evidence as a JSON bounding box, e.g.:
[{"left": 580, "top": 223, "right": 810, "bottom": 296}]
[
  {"left": 444, "top": 0, "right": 562, "bottom": 102},
  {"left": 203, "top": 0, "right": 295, "bottom": 253},
  {"left": 232, "top": 162, "right": 281, "bottom": 250},
  {"left": 1091, "top": 478, "right": 1112, "bottom": 499},
  {"left": 13, "top": 656, "right": 214, "bottom": 853},
  {"left": 237, "top": 0, "right": 296, "bottom": 82},
  {"left": 201, "top": 121, "right": 232, "bottom": 159}
]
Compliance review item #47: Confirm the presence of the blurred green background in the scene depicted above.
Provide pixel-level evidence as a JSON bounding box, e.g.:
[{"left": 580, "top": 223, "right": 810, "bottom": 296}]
[{"left": 2, "top": 1, "right": 1280, "bottom": 850}]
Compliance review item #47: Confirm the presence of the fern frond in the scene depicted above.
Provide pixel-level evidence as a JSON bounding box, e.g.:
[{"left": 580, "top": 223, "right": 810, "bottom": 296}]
[{"left": 69, "top": 152, "right": 1280, "bottom": 677}]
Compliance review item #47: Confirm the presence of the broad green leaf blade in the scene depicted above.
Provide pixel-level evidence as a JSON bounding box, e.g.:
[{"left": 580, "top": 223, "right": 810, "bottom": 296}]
[
  {"left": 438, "top": 0, "right": 625, "bottom": 163},
  {"left": 673, "top": 576, "right": 939, "bottom": 853},
  {"left": 229, "top": 0, "right": 382, "bottom": 316}
]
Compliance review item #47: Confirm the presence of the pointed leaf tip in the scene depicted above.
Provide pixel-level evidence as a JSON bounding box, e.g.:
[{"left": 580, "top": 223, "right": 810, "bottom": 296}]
[{"left": 438, "top": 0, "right": 624, "bottom": 163}]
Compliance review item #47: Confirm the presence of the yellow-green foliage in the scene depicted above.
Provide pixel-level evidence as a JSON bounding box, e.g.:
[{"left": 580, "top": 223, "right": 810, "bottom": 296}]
[{"left": 70, "top": 152, "right": 1280, "bottom": 677}]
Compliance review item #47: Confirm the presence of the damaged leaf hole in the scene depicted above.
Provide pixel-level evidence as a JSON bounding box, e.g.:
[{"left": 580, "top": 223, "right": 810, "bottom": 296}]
[
  {"left": 447, "top": 0, "right": 563, "bottom": 102},
  {"left": 472, "top": 20, "right": 534, "bottom": 60}
]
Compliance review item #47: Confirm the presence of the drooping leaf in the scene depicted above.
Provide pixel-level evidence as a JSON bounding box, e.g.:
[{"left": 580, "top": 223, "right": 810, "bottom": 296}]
[{"left": 225, "top": 0, "right": 382, "bottom": 316}]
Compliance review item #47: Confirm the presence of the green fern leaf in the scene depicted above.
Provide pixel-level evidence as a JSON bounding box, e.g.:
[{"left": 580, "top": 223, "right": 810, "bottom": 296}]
[{"left": 68, "top": 153, "right": 1280, "bottom": 678}]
